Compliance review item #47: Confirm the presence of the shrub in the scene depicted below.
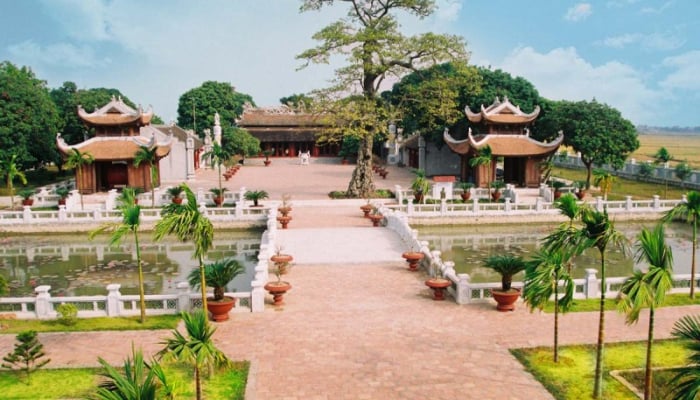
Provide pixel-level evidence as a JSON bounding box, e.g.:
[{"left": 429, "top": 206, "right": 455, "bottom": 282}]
[{"left": 56, "top": 303, "right": 78, "bottom": 326}]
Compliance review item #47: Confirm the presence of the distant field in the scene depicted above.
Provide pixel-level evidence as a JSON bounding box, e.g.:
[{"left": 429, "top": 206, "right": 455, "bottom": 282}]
[{"left": 634, "top": 133, "right": 700, "bottom": 168}]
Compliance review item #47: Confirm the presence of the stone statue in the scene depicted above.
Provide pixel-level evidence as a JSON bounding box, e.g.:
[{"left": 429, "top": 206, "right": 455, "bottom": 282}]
[{"left": 214, "top": 112, "right": 220, "bottom": 126}]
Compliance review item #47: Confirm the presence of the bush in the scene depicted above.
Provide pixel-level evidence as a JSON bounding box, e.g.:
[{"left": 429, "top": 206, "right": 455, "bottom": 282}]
[{"left": 55, "top": 304, "right": 78, "bottom": 326}]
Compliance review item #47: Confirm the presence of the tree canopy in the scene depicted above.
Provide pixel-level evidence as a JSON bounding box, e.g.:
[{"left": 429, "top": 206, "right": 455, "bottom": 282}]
[
  {"left": 298, "top": 0, "right": 468, "bottom": 197},
  {"left": 548, "top": 99, "right": 639, "bottom": 188},
  {"left": 279, "top": 93, "right": 313, "bottom": 109},
  {"left": 0, "top": 62, "right": 62, "bottom": 169},
  {"left": 176, "top": 81, "right": 254, "bottom": 138}
]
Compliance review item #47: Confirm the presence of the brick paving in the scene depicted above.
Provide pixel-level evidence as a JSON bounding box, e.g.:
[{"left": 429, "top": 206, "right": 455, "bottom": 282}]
[{"left": 1, "top": 158, "right": 698, "bottom": 399}]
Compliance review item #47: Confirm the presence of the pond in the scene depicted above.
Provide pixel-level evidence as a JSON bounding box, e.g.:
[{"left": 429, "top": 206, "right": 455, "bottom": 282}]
[
  {"left": 0, "top": 229, "right": 263, "bottom": 297},
  {"left": 415, "top": 221, "right": 695, "bottom": 283}
]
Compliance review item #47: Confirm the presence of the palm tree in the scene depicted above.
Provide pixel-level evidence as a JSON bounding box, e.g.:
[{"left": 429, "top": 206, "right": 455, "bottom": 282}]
[
  {"left": 0, "top": 154, "right": 27, "bottom": 210},
  {"left": 153, "top": 184, "right": 213, "bottom": 310},
  {"left": 542, "top": 193, "right": 585, "bottom": 253},
  {"left": 133, "top": 146, "right": 159, "bottom": 208},
  {"left": 244, "top": 189, "right": 269, "bottom": 207},
  {"left": 575, "top": 207, "right": 630, "bottom": 399},
  {"left": 663, "top": 190, "right": 700, "bottom": 299},
  {"left": 188, "top": 258, "right": 245, "bottom": 302},
  {"left": 64, "top": 148, "right": 95, "bottom": 210},
  {"left": 89, "top": 188, "right": 147, "bottom": 323},
  {"left": 593, "top": 169, "right": 616, "bottom": 201},
  {"left": 94, "top": 345, "right": 173, "bottom": 400},
  {"left": 469, "top": 145, "right": 493, "bottom": 197},
  {"left": 158, "top": 310, "right": 230, "bottom": 400},
  {"left": 523, "top": 246, "right": 576, "bottom": 363},
  {"left": 670, "top": 314, "right": 700, "bottom": 400},
  {"left": 202, "top": 143, "right": 230, "bottom": 208},
  {"left": 617, "top": 224, "right": 674, "bottom": 400}
]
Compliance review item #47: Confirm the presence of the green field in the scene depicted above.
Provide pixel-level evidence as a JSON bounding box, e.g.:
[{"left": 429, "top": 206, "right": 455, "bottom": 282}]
[{"left": 635, "top": 133, "right": 700, "bottom": 168}]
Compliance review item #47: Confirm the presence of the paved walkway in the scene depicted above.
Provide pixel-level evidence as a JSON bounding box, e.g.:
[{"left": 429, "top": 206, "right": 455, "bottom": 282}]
[{"left": 1, "top": 159, "right": 697, "bottom": 399}]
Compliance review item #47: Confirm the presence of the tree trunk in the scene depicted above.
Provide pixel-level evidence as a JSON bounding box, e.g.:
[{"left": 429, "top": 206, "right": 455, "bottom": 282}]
[
  {"left": 195, "top": 365, "right": 202, "bottom": 400},
  {"left": 692, "top": 220, "right": 697, "bottom": 299},
  {"left": 346, "top": 135, "right": 375, "bottom": 198},
  {"left": 593, "top": 250, "right": 606, "bottom": 399},
  {"left": 554, "top": 273, "right": 559, "bottom": 363},
  {"left": 199, "top": 255, "right": 208, "bottom": 311},
  {"left": 644, "top": 307, "right": 654, "bottom": 400},
  {"left": 584, "top": 160, "right": 593, "bottom": 190},
  {"left": 135, "top": 231, "right": 146, "bottom": 324}
]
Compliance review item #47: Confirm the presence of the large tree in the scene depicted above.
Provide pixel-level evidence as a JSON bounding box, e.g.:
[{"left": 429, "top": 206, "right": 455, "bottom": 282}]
[
  {"left": 0, "top": 62, "right": 62, "bottom": 169},
  {"left": 221, "top": 126, "right": 260, "bottom": 161},
  {"left": 549, "top": 100, "right": 639, "bottom": 189},
  {"left": 176, "top": 81, "right": 254, "bottom": 138},
  {"left": 298, "top": 0, "right": 468, "bottom": 197}
]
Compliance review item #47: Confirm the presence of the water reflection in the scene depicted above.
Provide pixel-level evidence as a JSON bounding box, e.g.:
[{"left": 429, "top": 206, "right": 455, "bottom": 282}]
[
  {"left": 0, "top": 230, "right": 262, "bottom": 297},
  {"left": 415, "top": 221, "right": 695, "bottom": 283}
]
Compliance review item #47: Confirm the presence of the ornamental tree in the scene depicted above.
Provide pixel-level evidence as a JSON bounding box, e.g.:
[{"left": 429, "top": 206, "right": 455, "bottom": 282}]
[
  {"left": 549, "top": 100, "right": 639, "bottom": 190},
  {"left": 177, "top": 81, "right": 254, "bottom": 138},
  {"left": 298, "top": 0, "right": 468, "bottom": 197}
]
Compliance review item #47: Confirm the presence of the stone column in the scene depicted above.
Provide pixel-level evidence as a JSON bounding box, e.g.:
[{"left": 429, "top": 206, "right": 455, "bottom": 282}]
[
  {"left": 176, "top": 282, "right": 191, "bottom": 312},
  {"left": 106, "top": 284, "right": 121, "bottom": 316},
  {"left": 584, "top": 269, "right": 599, "bottom": 299},
  {"left": 186, "top": 137, "right": 195, "bottom": 180},
  {"left": 418, "top": 135, "right": 426, "bottom": 172},
  {"left": 35, "top": 285, "right": 52, "bottom": 319}
]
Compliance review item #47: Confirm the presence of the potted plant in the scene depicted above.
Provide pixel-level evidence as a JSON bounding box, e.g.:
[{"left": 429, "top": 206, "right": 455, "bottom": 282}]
[
  {"left": 368, "top": 207, "right": 383, "bottom": 227},
  {"left": 245, "top": 189, "right": 269, "bottom": 207},
  {"left": 278, "top": 193, "right": 292, "bottom": 216},
  {"left": 209, "top": 187, "right": 227, "bottom": 206},
  {"left": 551, "top": 180, "right": 566, "bottom": 200},
  {"left": 574, "top": 180, "right": 587, "bottom": 200},
  {"left": 457, "top": 182, "right": 473, "bottom": 201},
  {"left": 262, "top": 149, "right": 273, "bottom": 166},
  {"left": 188, "top": 257, "right": 245, "bottom": 322},
  {"left": 55, "top": 187, "right": 70, "bottom": 206},
  {"left": 411, "top": 169, "right": 430, "bottom": 203},
  {"left": 401, "top": 247, "right": 424, "bottom": 272},
  {"left": 482, "top": 254, "right": 527, "bottom": 311},
  {"left": 167, "top": 185, "right": 184, "bottom": 204},
  {"left": 490, "top": 180, "right": 505, "bottom": 201},
  {"left": 264, "top": 251, "right": 292, "bottom": 306},
  {"left": 360, "top": 199, "right": 373, "bottom": 218},
  {"left": 19, "top": 189, "right": 34, "bottom": 206},
  {"left": 425, "top": 260, "right": 451, "bottom": 301}
]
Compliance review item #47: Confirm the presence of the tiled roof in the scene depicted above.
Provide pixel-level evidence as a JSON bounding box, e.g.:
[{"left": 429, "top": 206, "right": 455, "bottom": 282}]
[
  {"left": 465, "top": 96, "right": 539, "bottom": 125},
  {"left": 444, "top": 130, "right": 563, "bottom": 157},
  {"left": 246, "top": 127, "right": 321, "bottom": 142},
  {"left": 56, "top": 135, "right": 171, "bottom": 161},
  {"left": 78, "top": 96, "right": 153, "bottom": 127},
  {"left": 237, "top": 105, "right": 330, "bottom": 127}
]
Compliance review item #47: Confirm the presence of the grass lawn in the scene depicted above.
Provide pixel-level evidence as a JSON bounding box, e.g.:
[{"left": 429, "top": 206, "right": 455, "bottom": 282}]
[
  {"left": 541, "top": 293, "right": 700, "bottom": 313},
  {"left": 0, "top": 361, "right": 248, "bottom": 399},
  {"left": 511, "top": 340, "right": 689, "bottom": 400},
  {"left": 0, "top": 315, "right": 181, "bottom": 334}
]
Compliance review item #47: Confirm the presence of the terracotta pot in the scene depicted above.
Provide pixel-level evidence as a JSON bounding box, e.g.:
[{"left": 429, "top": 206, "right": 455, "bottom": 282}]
[
  {"left": 460, "top": 192, "right": 471, "bottom": 201},
  {"left": 491, "top": 191, "right": 501, "bottom": 202},
  {"left": 414, "top": 192, "right": 424, "bottom": 203},
  {"left": 207, "top": 296, "right": 235, "bottom": 322},
  {"left": 278, "top": 206, "right": 292, "bottom": 216},
  {"left": 58, "top": 198, "right": 67, "bottom": 206},
  {"left": 213, "top": 196, "right": 223, "bottom": 206},
  {"left": 490, "top": 288, "right": 521, "bottom": 312},
  {"left": 277, "top": 215, "right": 292, "bottom": 229},
  {"left": 360, "top": 204, "right": 373, "bottom": 218},
  {"left": 401, "top": 251, "right": 424, "bottom": 271},
  {"left": 264, "top": 160, "right": 271, "bottom": 166},
  {"left": 553, "top": 190, "right": 562, "bottom": 200},
  {"left": 22, "top": 199, "right": 33, "bottom": 206},
  {"left": 425, "top": 278, "right": 451, "bottom": 301},
  {"left": 341, "top": 159, "right": 349, "bottom": 165},
  {"left": 270, "top": 254, "right": 293, "bottom": 264},
  {"left": 172, "top": 197, "right": 183, "bottom": 204},
  {"left": 264, "top": 281, "right": 291, "bottom": 306},
  {"left": 576, "top": 190, "right": 586, "bottom": 200},
  {"left": 368, "top": 214, "right": 383, "bottom": 227}
]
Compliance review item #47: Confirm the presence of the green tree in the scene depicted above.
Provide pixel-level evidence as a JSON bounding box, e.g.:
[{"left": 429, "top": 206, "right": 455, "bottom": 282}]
[
  {"left": 177, "top": 81, "right": 254, "bottom": 138},
  {"left": 0, "top": 62, "right": 62, "bottom": 169},
  {"left": 654, "top": 147, "right": 673, "bottom": 199},
  {"left": 133, "top": 146, "right": 159, "bottom": 208},
  {"left": 63, "top": 148, "right": 94, "bottom": 210},
  {"left": 153, "top": 184, "right": 213, "bottom": 310},
  {"left": 637, "top": 162, "right": 654, "bottom": 180},
  {"left": 549, "top": 100, "right": 639, "bottom": 189},
  {"left": 523, "top": 246, "right": 575, "bottom": 363},
  {"left": 94, "top": 345, "right": 173, "bottom": 400},
  {"left": 670, "top": 315, "right": 700, "bottom": 400},
  {"left": 0, "top": 154, "right": 27, "bottom": 210},
  {"left": 298, "top": 0, "right": 468, "bottom": 197},
  {"left": 202, "top": 143, "right": 230, "bottom": 207},
  {"left": 469, "top": 145, "right": 493, "bottom": 194},
  {"left": 221, "top": 126, "right": 260, "bottom": 162},
  {"left": 158, "top": 311, "right": 230, "bottom": 400},
  {"left": 617, "top": 224, "right": 674, "bottom": 400},
  {"left": 279, "top": 93, "right": 313, "bottom": 109},
  {"left": 593, "top": 169, "right": 616, "bottom": 200},
  {"left": 663, "top": 190, "right": 700, "bottom": 299},
  {"left": 89, "top": 188, "right": 147, "bottom": 323},
  {"left": 675, "top": 161, "right": 693, "bottom": 188},
  {"left": 574, "top": 208, "right": 630, "bottom": 399},
  {"left": 1, "top": 330, "right": 51, "bottom": 384}
]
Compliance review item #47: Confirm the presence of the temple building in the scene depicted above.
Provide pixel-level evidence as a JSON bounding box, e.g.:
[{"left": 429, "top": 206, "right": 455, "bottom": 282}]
[
  {"left": 443, "top": 97, "right": 563, "bottom": 187},
  {"left": 236, "top": 103, "right": 338, "bottom": 157},
  {"left": 57, "top": 96, "right": 172, "bottom": 193}
]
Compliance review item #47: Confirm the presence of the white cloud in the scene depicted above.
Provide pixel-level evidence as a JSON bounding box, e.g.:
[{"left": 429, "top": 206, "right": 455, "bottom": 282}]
[
  {"left": 497, "top": 46, "right": 660, "bottom": 124},
  {"left": 600, "top": 31, "right": 684, "bottom": 50},
  {"left": 564, "top": 3, "right": 592, "bottom": 22},
  {"left": 7, "top": 40, "right": 105, "bottom": 68},
  {"left": 640, "top": 1, "right": 674, "bottom": 14},
  {"left": 435, "top": 0, "right": 462, "bottom": 22},
  {"left": 660, "top": 50, "right": 700, "bottom": 91},
  {"left": 601, "top": 33, "right": 643, "bottom": 48},
  {"left": 39, "top": 0, "right": 112, "bottom": 41}
]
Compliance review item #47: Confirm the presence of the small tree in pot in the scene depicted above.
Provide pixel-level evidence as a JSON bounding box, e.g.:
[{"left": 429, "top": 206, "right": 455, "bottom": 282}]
[
  {"left": 411, "top": 169, "right": 430, "bottom": 203},
  {"left": 55, "top": 187, "right": 70, "bottom": 206},
  {"left": 245, "top": 189, "right": 269, "bottom": 207},
  {"left": 19, "top": 189, "right": 35, "bottom": 206},
  {"left": 457, "top": 182, "right": 473, "bottom": 201},
  {"left": 483, "top": 254, "right": 527, "bottom": 311},
  {"left": 209, "top": 187, "right": 227, "bottom": 207},
  {"left": 188, "top": 257, "right": 245, "bottom": 322},
  {"left": 167, "top": 186, "right": 184, "bottom": 204}
]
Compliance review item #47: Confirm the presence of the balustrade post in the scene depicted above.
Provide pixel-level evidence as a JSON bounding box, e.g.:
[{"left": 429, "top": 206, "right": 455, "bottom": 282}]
[
  {"left": 596, "top": 196, "right": 604, "bottom": 212},
  {"left": 653, "top": 195, "right": 660, "bottom": 210},
  {"left": 625, "top": 196, "right": 633, "bottom": 211},
  {"left": 395, "top": 185, "right": 403, "bottom": 205},
  {"left": 106, "top": 284, "right": 121, "bottom": 316},
  {"left": 176, "top": 282, "right": 191, "bottom": 313},
  {"left": 23, "top": 206, "right": 32, "bottom": 223},
  {"left": 58, "top": 205, "right": 67, "bottom": 221},
  {"left": 456, "top": 273, "right": 471, "bottom": 304},
  {"left": 407, "top": 201, "right": 414, "bottom": 216},
  {"left": 505, "top": 198, "right": 512, "bottom": 214},
  {"left": 472, "top": 196, "right": 479, "bottom": 215},
  {"left": 93, "top": 209, "right": 101, "bottom": 221},
  {"left": 34, "top": 285, "right": 52, "bottom": 319},
  {"left": 440, "top": 198, "right": 447, "bottom": 215},
  {"left": 535, "top": 197, "right": 542, "bottom": 212},
  {"left": 584, "top": 269, "right": 599, "bottom": 299}
]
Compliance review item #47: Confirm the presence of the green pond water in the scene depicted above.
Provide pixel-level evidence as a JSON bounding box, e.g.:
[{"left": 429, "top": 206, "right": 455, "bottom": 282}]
[
  {"left": 415, "top": 221, "right": 696, "bottom": 283},
  {"left": 0, "top": 230, "right": 262, "bottom": 297}
]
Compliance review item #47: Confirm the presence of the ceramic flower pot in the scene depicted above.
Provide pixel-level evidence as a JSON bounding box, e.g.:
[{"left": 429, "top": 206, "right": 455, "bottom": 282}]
[
  {"left": 425, "top": 278, "right": 451, "bottom": 301},
  {"left": 264, "top": 281, "right": 291, "bottom": 306},
  {"left": 490, "top": 288, "right": 521, "bottom": 312},
  {"left": 207, "top": 296, "right": 235, "bottom": 322},
  {"left": 401, "top": 251, "right": 424, "bottom": 271}
]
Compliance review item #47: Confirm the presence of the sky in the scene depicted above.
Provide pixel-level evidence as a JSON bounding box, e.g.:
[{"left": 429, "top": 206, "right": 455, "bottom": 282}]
[{"left": 0, "top": 0, "right": 698, "bottom": 127}]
